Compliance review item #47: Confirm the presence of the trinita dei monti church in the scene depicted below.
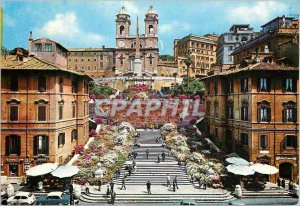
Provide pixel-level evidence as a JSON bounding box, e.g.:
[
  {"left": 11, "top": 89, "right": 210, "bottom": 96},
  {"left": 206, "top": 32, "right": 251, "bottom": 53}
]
[{"left": 96, "top": 6, "right": 182, "bottom": 90}]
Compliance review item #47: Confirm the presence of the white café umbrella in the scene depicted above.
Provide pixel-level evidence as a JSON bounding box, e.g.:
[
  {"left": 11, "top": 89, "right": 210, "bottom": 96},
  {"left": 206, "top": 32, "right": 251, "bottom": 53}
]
[
  {"left": 51, "top": 165, "right": 79, "bottom": 178},
  {"left": 226, "top": 164, "right": 255, "bottom": 176},
  {"left": 250, "top": 163, "right": 279, "bottom": 175},
  {"left": 26, "top": 163, "right": 58, "bottom": 177},
  {"left": 226, "top": 157, "right": 249, "bottom": 166}
]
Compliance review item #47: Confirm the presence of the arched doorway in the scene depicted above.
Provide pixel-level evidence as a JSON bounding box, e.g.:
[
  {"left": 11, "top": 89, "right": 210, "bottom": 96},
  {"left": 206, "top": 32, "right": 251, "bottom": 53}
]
[{"left": 279, "top": 162, "right": 293, "bottom": 180}]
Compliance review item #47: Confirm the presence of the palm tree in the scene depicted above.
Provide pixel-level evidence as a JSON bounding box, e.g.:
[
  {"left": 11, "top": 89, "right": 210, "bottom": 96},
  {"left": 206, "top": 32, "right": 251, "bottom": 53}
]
[{"left": 183, "top": 50, "right": 194, "bottom": 89}]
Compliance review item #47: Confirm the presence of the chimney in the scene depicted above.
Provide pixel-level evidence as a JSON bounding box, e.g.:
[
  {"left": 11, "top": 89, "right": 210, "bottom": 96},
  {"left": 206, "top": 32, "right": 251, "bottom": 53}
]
[
  {"left": 16, "top": 48, "right": 24, "bottom": 62},
  {"left": 102, "top": 45, "right": 105, "bottom": 49},
  {"left": 29, "top": 31, "right": 33, "bottom": 54}
]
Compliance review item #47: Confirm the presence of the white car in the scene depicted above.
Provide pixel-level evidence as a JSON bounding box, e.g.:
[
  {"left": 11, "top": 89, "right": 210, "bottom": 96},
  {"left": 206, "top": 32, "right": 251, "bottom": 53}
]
[{"left": 7, "top": 192, "right": 36, "bottom": 205}]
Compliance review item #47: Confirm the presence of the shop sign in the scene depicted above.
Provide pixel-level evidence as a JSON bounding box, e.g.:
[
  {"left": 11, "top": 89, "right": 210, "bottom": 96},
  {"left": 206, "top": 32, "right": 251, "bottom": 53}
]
[{"left": 276, "top": 154, "right": 296, "bottom": 160}]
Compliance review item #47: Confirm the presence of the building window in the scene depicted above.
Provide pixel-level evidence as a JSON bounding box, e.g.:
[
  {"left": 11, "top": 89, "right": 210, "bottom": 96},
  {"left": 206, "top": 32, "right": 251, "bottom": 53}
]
[
  {"left": 87, "top": 66, "right": 90, "bottom": 70},
  {"left": 45, "top": 44, "right": 52, "bottom": 52},
  {"left": 38, "top": 76, "right": 47, "bottom": 92},
  {"left": 58, "top": 133, "right": 65, "bottom": 147},
  {"left": 94, "top": 66, "right": 97, "bottom": 70},
  {"left": 214, "top": 82, "right": 218, "bottom": 94},
  {"left": 120, "top": 25, "right": 125, "bottom": 35},
  {"left": 227, "top": 101, "right": 234, "bottom": 119},
  {"left": 283, "top": 78, "right": 296, "bottom": 92},
  {"left": 228, "top": 46, "right": 233, "bottom": 51},
  {"left": 33, "top": 135, "right": 49, "bottom": 155},
  {"left": 285, "top": 135, "right": 297, "bottom": 148},
  {"left": 100, "top": 55, "right": 103, "bottom": 60},
  {"left": 241, "top": 100, "right": 249, "bottom": 121},
  {"left": 257, "top": 100, "right": 271, "bottom": 122},
  {"left": 10, "top": 76, "right": 19, "bottom": 91},
  {"left": 59, "top": 78, "right": 63, "bottom": 93},
  {"left": 260, "top": 135, "right": 268, "bottom": 149},
  {"left": 282, "top": 101, "right": 297, "bottom": 122},
  {"left": 214, "top": 101, "right": 219, "bottom": 117},
  {"left": 206, "top": 101, "right": 211, "bottom": 116},
  {"left": 81, "top": 59, "right": 84, "bottom": 62},
  {"left": 72, "top": 80, "right": 78, "bottom": 93},
  {"left": 38, "top": 105, "right": 46, "bottom": 121},
  {"left": 84, "top": 81, "right": 89, "bottom": 94},
  {"left": 258, "top": 77, "right": 271, "bottom": 92},
  {"left": 59, "top": 105, "right": 63, "bottom": 120},
  {"left": 75, "top": 59, "right": 77, "bottom": 62},
  {"left": 240, "top": 133, "right": 248, "bottom": 145},
  {"left": 34, "top": 43, "right": 42, "bottom": 52},
  {"left": 240, "top": 78, "right": 248, "bottom": 92},
  {"left": 10, "top": 106, "right": 18, "bottom": 121},
  {"left": 71, "top": 129, "right": 78, "bottom": 142},
  {"left": 228, "top": 80, "right": 234, "bottom": 93},
  {"left": 5, "top": 135, "right": 21, "bottom": 155},
  {"left": 149, "top": 25, "right": 154, "bottom": 34},
  {"left": 72, "top": 103, "right": 76, "bottom": 118}
]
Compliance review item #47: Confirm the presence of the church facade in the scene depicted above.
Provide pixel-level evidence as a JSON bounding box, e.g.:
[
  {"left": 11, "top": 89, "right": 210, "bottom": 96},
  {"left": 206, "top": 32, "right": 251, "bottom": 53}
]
[{"left": 115, "top": 6, "right": 159, "bottom": 75}]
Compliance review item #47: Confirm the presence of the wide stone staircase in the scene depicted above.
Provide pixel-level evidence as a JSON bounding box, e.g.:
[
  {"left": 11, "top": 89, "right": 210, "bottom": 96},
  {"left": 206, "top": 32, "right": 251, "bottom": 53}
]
[{"left": 80, "top": 130, "right": 233, "bottom": 203}]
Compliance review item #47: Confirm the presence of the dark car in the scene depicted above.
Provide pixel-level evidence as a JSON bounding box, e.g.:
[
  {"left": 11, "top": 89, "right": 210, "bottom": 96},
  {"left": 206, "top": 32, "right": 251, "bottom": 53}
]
[{"left": 36, "top": 192, "right": 77, "bottom": 205}]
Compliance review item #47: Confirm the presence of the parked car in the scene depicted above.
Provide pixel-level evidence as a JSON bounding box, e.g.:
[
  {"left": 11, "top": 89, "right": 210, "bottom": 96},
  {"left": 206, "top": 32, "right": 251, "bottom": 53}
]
[
  {"left": 36, "top": 192, "right": 78, "bottom": 205},
  {"left": 6, "top": 192, "right": 36, "bottom": 205}
]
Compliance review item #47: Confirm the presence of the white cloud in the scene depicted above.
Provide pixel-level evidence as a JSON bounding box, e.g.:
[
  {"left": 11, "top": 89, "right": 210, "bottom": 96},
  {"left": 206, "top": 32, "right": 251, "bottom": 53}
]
[
  {"left": 160, "top": 20, "right": 192, "bottom": 34},
  {"left": 227, "top": 1, "right": 288, "bottom": 24},
  {"left": 35, "top": 12, "right": 105, "bottom": 47}
]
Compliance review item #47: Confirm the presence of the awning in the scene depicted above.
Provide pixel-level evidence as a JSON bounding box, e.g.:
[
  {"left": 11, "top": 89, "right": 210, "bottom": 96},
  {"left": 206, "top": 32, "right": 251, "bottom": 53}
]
[
  {"left": 250, "top": 163, "right": 279, "bottom": 175},
  {"left": 51, "top": 165, "right": 79, "bottom": 178},
  {"left": 226, "top": 157, "right": 249, "bottom": 166},
  {"left": 26, "top": 163, "right": 58, "bottom": 177},
  {"left": 226, "top": 164, "right": 254, "bottom": 176}
]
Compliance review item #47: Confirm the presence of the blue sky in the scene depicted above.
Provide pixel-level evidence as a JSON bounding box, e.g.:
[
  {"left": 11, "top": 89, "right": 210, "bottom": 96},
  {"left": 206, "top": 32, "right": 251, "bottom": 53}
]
[{"left": 3, "top": 0, "right": 299, "bottom": 55}]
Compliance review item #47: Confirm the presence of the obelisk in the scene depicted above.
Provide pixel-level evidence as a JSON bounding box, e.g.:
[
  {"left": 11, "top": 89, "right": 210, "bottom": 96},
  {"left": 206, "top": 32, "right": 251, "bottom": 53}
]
[{"left": 133, "top": 16, "right": 142, "bottom": 76}]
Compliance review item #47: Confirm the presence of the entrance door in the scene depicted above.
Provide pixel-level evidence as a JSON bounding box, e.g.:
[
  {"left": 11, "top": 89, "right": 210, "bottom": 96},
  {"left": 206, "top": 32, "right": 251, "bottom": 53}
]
[{"left": 279, "top": 162, "right": 293, "bottom": 180}]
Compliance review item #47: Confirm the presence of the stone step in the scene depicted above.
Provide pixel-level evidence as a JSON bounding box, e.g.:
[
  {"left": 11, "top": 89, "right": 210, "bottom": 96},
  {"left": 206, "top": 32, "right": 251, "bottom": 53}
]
[{"left": 80, "top": 193, "right": 233, "bottom": 203}]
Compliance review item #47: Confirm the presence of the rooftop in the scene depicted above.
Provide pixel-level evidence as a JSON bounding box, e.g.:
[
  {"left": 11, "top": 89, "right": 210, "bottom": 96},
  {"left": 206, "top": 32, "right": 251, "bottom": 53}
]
[
  {"left": 68, "top": 48, "right": 115, "bottom": 52},
  {"left": 1, "top": 55, "right": 91, "bottom": 77},
  {"left": 178, "top": 34, "right": 217, "bottom": 45},
  {"left": 202, "top": 62, "right": 297, "bottom": 80}
]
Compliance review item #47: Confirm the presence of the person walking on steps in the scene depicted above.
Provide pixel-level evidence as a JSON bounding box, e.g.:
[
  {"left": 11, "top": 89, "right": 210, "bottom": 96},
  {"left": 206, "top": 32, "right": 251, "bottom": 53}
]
[
  {"left": 277, "top": 177, "right": 281, "bottom": 187},
  {"left": 281, "top": 178, "right": 285, "bottom": 189},
  {"left": 174, "top": 176, "right": 179, "bottom": 189},
  {"left": 106, "top": 185, "right": 110, "bottom": 198},
  {"left": 166, "top": 174, "right": 171, "bottom": 187},
  {"left": 121, "top": 178, "right": 126, "bottom": 190},
  {"left": 85, "top": 181, "right": 90, "bottom": 195},
  {"left": 146, "top": 181, "right": 152, "bottom": 194},
  {"left": 98, "top": 179, "right": 102, "bottom": 191},
  {"left": 173, "top": 179, "right": 176, "bottom": 192},
  {"left": 155, "top": 137, "right": 159, "bottom": 143},
  {"left": 162, "top": 151, "right": 166, "bottom": 161},
  {"left": 146, "top": 149, "right": 149, "bottom": 160},
  {"left": 157, "top": 155, "right": 160, "bottom": 163},
  {"left": 110, "top": 181, "right": 114, "bottom": 194}
]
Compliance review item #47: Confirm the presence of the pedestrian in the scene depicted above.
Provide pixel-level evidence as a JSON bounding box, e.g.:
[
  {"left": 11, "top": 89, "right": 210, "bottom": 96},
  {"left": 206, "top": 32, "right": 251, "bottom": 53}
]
[
  {"left": 172, "top": 179, "right": 176, "bottom": 192},
  {"left": 281, "top": 178, "right": 286, "bottom": 189},
  {"left": 146, "top": 181, "right": 151, "bottom": 194},
  {"left": 98, "top": 179, "right": 102, "bottom": 191},
  {"left": 155, "top": 137, "right": 159, "bottom": 143},
  {"left": 157, "top": 155, "right": 160, "bottom": 163},
  {"left": 128, "top": 166, "right": 132, "bottom": 176},
  {"left": 133, "top": 159, "right": 136, "bottom": 167},
  {"left": 106, "top": 185, "right": 110, "bottom": 198},
  {"left": 166, "top": 174, "right": 171, "bottom": 187},
  {"left": 146, "top": 149, "right": 149, "bottom": 160},
  {"left": 191, "top": 175, "right": 195, "bottom": 184},
  {"left": 134, "top": 164, "right": 138, "bottom": 173},
  {"left": 203, "top": 181, "right": 207, "bottom": 190},
  {"left": 174, "top": 176, "right": 179, "bottom": 189},
  {"left": 69, "top": 181, "right": 74, "bottom": 195},
  {"left": 110, "top": 192, "right": 114, "bottom": 205},
  {"left": 85, "top": 181, "right": 90, "bottom": 194},
  {"left": 112, "top": 192, "right": 116, "bottom": 205},
  {"left": 162, "top": 152, "right": 166, "bottom": 161},
  {"left": 110, "top": 181, "right": 114, "bottom": 194},
  {"left": 117, "top": 168, "right": 121, "bottom": 178},
  {"left": 289, "top": 181, "right": 293, "bottom": 191},
  {"left": 277, "top": 177, "right": 281, "bottom": 187},
  {"left": 121, "top": 178, "right": 126, "bottom": 190},
  {"left": 70, "top": 193, "right": 74, "bottom": 205}
]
